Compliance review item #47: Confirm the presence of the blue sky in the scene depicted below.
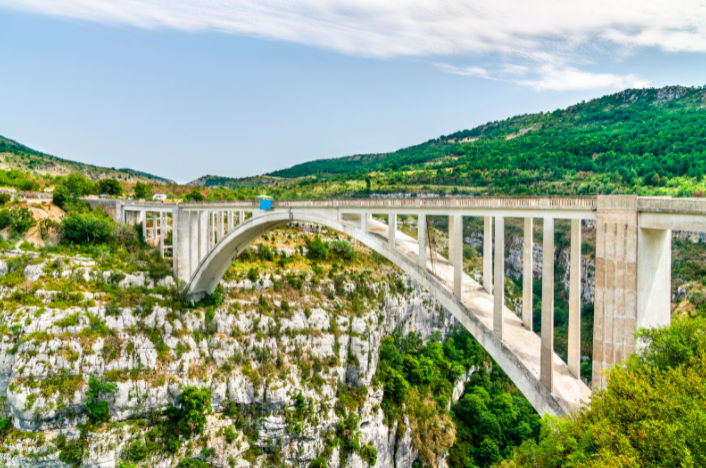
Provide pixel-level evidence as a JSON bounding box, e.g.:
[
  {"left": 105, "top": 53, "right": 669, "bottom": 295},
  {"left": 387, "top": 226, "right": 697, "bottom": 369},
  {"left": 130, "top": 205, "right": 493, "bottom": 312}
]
[{"left": 1, "top": 1, "right": 706, "bottom": 183}]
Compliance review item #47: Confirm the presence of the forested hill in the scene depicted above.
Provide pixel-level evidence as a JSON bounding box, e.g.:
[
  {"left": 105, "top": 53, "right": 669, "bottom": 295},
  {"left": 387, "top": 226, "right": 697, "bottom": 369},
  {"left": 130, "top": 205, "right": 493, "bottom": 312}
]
[
  {"left": 265, "top": 85, "right": 706, "bottom": 197},
  {"left": 0, "top": 135, "right": 173, "bottom": 184}
]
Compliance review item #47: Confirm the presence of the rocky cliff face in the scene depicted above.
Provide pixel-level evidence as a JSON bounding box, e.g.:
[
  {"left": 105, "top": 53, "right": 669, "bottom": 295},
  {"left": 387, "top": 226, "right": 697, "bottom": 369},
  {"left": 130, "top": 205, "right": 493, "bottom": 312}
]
[{"left": 0, "top": 228, "right": 466, "bottom": 468}]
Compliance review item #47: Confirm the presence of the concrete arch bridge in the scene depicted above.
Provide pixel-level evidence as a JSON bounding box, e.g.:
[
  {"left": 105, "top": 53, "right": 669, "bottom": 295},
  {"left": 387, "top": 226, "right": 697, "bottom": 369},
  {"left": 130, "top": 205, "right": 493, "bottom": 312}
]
[{"left": 89, "top": 195, "right": 706, "bottom": 417}]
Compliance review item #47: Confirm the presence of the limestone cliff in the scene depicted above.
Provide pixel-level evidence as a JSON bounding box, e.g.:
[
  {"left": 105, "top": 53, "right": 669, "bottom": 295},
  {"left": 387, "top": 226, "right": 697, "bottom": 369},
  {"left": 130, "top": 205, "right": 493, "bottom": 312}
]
[{"left": 0, "top": 227, "right": 465, "bottom": 468}]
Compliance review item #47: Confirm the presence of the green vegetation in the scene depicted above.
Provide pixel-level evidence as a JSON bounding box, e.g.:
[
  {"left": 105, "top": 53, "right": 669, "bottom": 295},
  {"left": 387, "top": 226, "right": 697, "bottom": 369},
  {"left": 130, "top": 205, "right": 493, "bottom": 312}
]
[
  {"left": 171, "top": 386, "right": 211, "bottom": 435},
  {"left": 373, "top": 329, "right": 539, "bottom": 467},
  {"left": 0, "top": 134, "right": 172, "bottom": 183},
  {"left": 0, "top": 207, "right": 36, "bottom": 234},
  {"left": 84, "top": 376, "right": 119, "bottom": 424},
  {"left": 503, "top": 317, "right": 706, "bottom": 468},
  {"left": 61, "top": 212, "right": 114, "bottom": 245}
]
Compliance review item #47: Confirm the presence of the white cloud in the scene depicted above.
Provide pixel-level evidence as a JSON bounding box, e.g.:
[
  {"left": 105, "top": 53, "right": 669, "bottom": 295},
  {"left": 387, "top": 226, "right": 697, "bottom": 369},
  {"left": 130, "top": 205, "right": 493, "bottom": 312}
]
[
  {"left": 517, "top": 65, "right": 649, "bottom": 91},
  {"left": 434, "top": 63, "right": 490, "bottom": 78},
  {"left": 3, "top": 0, "right": 702, "bottom": 89}
]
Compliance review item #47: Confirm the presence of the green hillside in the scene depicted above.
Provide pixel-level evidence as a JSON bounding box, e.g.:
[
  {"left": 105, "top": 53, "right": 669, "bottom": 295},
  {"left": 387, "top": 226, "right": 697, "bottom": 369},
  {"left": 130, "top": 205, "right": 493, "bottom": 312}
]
[
  {"left": 0, "top": 135, "right": 173, "bottom": 184},
  {"left": 257, "top": 85, "right": 706, "bottom": 198}
]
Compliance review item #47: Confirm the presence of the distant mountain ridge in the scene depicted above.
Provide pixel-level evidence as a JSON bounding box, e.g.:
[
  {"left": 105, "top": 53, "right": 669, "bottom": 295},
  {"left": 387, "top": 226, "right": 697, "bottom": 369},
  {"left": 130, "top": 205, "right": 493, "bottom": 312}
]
[
  {"left": 262, "top": 85, "right": 706, "bottom": 179},
  {"left": 187, "top": 174, "right": 281, "bottom": 188},
  {"left": 0, "top": 135, "right": 174, "bottom": 184}
]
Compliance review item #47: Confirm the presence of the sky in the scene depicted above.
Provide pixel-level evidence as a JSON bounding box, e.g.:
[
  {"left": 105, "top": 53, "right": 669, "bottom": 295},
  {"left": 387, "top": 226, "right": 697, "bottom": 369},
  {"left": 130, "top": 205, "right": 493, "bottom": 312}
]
[{"left": 1, "top": 1, "right": 706, "bottom": 183}]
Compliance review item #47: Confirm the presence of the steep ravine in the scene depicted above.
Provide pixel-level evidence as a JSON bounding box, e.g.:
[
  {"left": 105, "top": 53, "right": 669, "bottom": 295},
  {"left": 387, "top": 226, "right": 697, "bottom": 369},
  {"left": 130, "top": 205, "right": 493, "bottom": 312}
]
[{"left": 0, "top": 227, "right": 472, "bottom": 468}]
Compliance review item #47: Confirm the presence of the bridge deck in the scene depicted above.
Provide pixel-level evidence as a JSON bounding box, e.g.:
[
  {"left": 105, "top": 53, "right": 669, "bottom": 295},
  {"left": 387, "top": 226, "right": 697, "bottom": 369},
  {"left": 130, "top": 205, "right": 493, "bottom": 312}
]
[{"left": 361, "top": 217, "right": 591, "bottom": 410}]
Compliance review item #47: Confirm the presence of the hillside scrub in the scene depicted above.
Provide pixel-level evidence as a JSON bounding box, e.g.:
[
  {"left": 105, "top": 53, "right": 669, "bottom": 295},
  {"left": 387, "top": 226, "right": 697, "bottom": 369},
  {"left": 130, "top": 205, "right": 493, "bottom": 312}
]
[{"left": 501, "top": 316, "right": 706, "bottom": 468}]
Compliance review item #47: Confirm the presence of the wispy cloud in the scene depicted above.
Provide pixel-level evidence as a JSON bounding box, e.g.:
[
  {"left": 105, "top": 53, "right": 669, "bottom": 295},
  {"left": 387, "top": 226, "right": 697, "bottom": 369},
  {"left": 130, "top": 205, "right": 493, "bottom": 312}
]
[
  {"left": 3, "top": 0, "right": 704, "bottom": 89},
  {"left": 517, "top": 65, "right": 649, "bottom": 91},
  {"left": 434, "top": 64, "right": 490, "bottom": 78}
]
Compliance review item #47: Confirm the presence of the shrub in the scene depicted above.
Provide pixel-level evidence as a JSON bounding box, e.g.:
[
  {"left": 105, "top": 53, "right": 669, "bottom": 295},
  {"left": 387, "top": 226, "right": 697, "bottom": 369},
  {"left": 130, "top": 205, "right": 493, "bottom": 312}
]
[
  {"left": 112, "top": 223, "right": 139, "bottom": 251},
  {"left": 307, "top": 236, "right": 329, "bottom": 260},
  {"left": 148, "top": 250, "right": 170, "bottom": 281},
  {"left": 0, "top": 193, "right": 10, "bottom": 205},
  {"left": 125, "top": 440, "right": 147, "bottom": 461},
  {"left": 330, "top": 240, "right": 356, "bottom": 260},
  {"left": 38, "top": 218, "right": 57, "bottom": 239},
  {"left": 0, "top": 208, "right": 37, "bottom": 234},
  {"left": 178, "top": 459, "right": 209, "bottom": 468},
  {"left": 310, "top": 455, "right": 327, "bottom": 468},
  {"left": 61, "top": 212, "right": 113, "bottom": 245},
  {"left": 176, "top": 386, "right": 211, "bottom": 435},
  {"left": 247, "top": 268, "right": 259, "bottom": 283},
  {"left": 55, "top": 433, "right": 85, "bottom": 468},
  {"left": 85, "top": 376, "right": 119, "bottom": 424},
  {"left": 224, "top": 426, "right": 237, "bottom": 444},
  {"left": 360, "top": 445, "right": 377, "bottom": 466},
  {"left": 184, "top": 188, "right": 204, "bottom": 202}
]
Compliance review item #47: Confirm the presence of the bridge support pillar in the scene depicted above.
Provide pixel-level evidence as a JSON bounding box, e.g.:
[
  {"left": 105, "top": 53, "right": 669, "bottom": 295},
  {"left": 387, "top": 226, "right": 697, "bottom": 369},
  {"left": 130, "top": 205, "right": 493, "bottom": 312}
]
[
  {"left": 637, "top": 227, "right": 672, "bottom": 330},
  {"left": 449, "top": 215, "right": 455, "bottom": 261},
  {"left": 593, "top": 196, "right": 638, "bottom": 389},
  {"left": 453, "top": 215, "right": 463, "bottom": 298},
  {"left": 361, "top": 212, "right": 368, "bottom": 234},
  {"left": 217, "top": 211, "right": 224, "bottom": 242},
  {"left": 389, "top": 213, "right": 396, "bottom": 248},
  {"left": 483, "top": 216, "right": 493, "bottom": 294},
  {"left": 541, "top": 217, "right": 555, "bottom": 392},
  {"left": 175, "top": 208, "right": 191, "bottom": 284},
  {"left": 494, "top": 216, "right": 505, "bottom": 337},
  {"left": 523, "top": 218, "right": 533, "bottom": 331},
  {"left": 199, "top": 211, "right": 209, "bottom": 263},
  {"left": 190, "top": 212, "right": 199, "bottom": 277},
  {"left": 152, "top": 212, "right": 157, "bottom": 242},
  {"left": 568, "top": 219, "right": 582, "bottom": 379},
  {"left": 418, "top": 214, "right": 427, "bottom": 270}
]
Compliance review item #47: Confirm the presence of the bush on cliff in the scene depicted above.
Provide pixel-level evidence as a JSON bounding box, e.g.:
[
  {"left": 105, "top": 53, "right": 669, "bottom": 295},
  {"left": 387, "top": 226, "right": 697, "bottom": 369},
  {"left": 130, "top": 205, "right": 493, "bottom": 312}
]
[{"left": 60, "top": 212, "right": 114, "bottom": 245}]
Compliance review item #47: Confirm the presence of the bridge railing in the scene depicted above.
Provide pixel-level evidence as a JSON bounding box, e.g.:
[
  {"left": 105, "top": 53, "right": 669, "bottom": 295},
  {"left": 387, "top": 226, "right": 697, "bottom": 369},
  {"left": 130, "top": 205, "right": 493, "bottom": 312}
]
[
  {"left": 273, "top": 196, "right": 598, "bottom": 210},
  {"left": 637, "top": 196, "right": 706, "bottom": 215}
]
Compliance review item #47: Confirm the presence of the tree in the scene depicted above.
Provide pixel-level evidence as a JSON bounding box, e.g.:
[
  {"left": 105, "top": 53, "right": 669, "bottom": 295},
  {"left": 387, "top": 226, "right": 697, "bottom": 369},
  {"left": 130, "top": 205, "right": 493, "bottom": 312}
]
[
  {"left": 64, "top": 173, "right": 95, "bottom": 196},
  {"left": 61, "top": 212, "right": 113, "bottom": 245},
  {"left": 98, "top": 178, "right": 122, "bottom": 196},
  {"left": 0, "top": 208, "right": 37, "bottom": 234},
  {"left": 184, "top": 188, "right": 204, "bottom": 202},
  {"left": 176, "top": 386, "right": 211, "bottom": 435},
  {"left": 133, "top": 182, "right": 152, "bottom": 200},
  {"left": 85, "top": 376, "right": 118, "bottom": 424}
]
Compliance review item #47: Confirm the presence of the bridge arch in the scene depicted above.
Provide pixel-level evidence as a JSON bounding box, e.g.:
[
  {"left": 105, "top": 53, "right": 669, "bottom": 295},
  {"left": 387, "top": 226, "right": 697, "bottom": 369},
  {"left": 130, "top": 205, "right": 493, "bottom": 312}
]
[{"left": 186, "top": 209, "right": 570, "bottom": 416}]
